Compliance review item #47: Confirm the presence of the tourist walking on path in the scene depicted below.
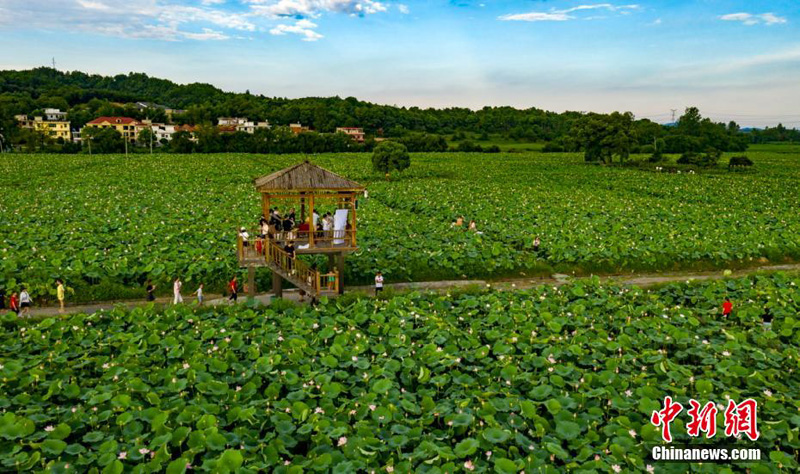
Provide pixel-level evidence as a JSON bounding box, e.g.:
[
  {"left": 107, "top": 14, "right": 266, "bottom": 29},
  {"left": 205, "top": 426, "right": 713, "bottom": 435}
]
[
  {"left": 194, "top": 284, "right": 204, "bottom": 305},
  {"left": 173, "top": 278, "right": 183, "bottom": 305},
  {"left": 9, "top": 291, "right": 19, "bottom": 316},
  {"left": 19, "top": 287, "right": 32, "bottom": 317},
  {"left": 146, "top": 280, "right": 156, "bottom": 302},
  {"left": 375, "top": 271, "right": 384, "bottom": 296},
  {"left": 56, "top": 279, "right": 66, "bottom": 313},
  {"left": 229, "top": 276, "right": 238, "bottom": 302},
  {"left": 722, "top": 297, "right": 733, "bottom": 318}
]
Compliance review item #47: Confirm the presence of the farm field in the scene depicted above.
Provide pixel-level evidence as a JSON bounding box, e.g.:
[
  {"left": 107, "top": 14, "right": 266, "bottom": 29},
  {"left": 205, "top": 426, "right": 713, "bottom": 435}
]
[
  {"left": 0, "top": 149, "right": 799, "bottom": 302},
  {"left": 1, "top": 273, "right": 798, "bottom": 473}
]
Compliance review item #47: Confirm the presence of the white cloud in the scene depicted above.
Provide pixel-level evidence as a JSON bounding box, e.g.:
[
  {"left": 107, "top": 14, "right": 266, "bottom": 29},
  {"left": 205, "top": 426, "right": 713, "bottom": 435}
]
[
  {"left": 500, "top": 3, "right": 640, "bottom": 22},
  {"left": 0, "top": 0, "right": 390, "bottom": 42},
  {"left": 76, "top": 0, "right": 112, "bottom": 11},
  {"left": 249, "top": 0, "right": 387, "bottom": 18},
  {"left": 720, "top": 12, "right": 787, "bottom": 26},
  {"left": 397, "top": 3, "right": 409, "bottom": 15},
  {"left": 270, "top": 19, "right": 324, "bottom": 41},
  {"left": 183, "top": 28, "right": 230, "bottom": 40}
]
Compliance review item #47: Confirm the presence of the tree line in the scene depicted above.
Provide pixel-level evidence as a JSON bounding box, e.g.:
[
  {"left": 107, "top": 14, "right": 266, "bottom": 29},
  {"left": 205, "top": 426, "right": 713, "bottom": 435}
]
[{"left": 1, "top": 68, "right": 795, "bottom": 156}]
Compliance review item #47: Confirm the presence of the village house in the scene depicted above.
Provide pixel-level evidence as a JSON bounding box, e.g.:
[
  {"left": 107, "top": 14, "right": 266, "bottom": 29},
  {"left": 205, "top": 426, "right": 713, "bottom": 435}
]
[
  {"left": 82, "top": 116, "right": 141, "bottom": 143},
  {"left": 217, "top": 117, "right": 270, "bottom": 134},
  {"left": 336, "top": 127, "right": 365, "bottom": 143},
  {"left": 290, "top": 123, "right": 310, "bottom": 135},
  {"left": 15, "top": 110, "right": 72, "bottom": 141},
  {"left": 135, "top": 102, "right": 186, "bottom": 120}
]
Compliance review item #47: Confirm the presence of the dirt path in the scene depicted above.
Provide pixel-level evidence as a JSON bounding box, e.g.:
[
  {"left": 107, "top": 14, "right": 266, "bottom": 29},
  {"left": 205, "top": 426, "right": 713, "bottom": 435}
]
[{"left": 16, "top": 263, "right": 800, "bottom": 319}]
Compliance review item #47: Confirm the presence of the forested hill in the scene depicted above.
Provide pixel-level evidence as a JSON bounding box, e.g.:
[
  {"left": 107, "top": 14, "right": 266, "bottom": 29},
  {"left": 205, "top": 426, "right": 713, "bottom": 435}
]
[{"left": 0, "top": 67, "right": 577, "bottom": 139}]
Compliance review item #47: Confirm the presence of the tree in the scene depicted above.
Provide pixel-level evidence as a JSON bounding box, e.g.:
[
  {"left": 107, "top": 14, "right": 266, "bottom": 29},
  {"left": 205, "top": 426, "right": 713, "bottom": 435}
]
[
  {"left": 169, "top": 131, "right": 195, "bottom": 154},
  {"left": 138, "top": 128, "right": 155, "bottom": 150},
  {"left": 82, "top": 127, "right": 124, "bottom": 154},
  {"left": 372, "top": 141, "right": 410, "bottom": 177},
  {"left": 573, "top": 112, "right": 636, "bottom": 164}
]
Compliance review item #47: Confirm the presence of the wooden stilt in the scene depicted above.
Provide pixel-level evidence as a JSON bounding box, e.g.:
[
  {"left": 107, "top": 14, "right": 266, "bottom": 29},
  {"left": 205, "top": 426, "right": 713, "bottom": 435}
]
[
  {"left": 272, "top": 270, "right": 283, "bottom": 298},
  {"left": 248, "top": 266, "right": 256, "bottom": 299},
  {"left": 337, "top": 252, "right": 345, "bottom": 295}
]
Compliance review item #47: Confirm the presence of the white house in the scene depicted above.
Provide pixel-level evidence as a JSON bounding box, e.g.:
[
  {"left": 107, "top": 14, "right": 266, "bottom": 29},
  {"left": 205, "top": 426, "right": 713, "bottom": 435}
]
[
  {"left": 44, "top": 108, "right": 67, "bottom": 121},
  {"left": 217, "top": 117, "right": 270, "bottom": 134}
]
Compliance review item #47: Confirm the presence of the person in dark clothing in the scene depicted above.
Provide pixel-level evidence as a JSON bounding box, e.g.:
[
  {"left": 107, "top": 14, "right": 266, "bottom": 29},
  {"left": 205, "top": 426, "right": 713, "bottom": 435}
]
[
  {"left": 0, "top": 288, "right": 5, "bottom": 310},
  {"left": 762, "top": 306, "right": 773, "bottom": 329},
  {"left": 284, "top": 241, "right": 296, "bottom": 273},
  {"left": 533, "top": 236, "right": 541, "bottom": 253},
  {"left": 146, "top": 280, "right": 156, "bottom": 302}
]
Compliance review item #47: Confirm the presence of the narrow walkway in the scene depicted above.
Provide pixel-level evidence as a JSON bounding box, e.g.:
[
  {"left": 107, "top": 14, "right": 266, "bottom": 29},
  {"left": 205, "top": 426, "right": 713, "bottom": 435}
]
[{"left": 15, "top": 263, "right": 800, "bottom": 319}]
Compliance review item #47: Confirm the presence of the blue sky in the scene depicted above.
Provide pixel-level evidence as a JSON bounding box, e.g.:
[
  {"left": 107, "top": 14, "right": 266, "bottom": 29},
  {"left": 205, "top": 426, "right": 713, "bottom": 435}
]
[{"left": 1, "top": 0, "right": 798, "bottom": 126}]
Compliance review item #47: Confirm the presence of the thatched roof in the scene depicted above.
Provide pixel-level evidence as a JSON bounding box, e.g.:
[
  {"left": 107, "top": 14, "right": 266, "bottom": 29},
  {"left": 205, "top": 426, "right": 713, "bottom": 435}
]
[{"left": 254, "top": 161, "right": 364, "bottom": 192}]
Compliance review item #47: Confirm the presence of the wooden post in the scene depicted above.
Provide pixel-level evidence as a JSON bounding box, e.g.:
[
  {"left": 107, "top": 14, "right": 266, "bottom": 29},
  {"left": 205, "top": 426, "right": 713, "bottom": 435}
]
[
  {"left": 351, "top": 194, "right": 357, "bottom": 248},
  {"left": 272, "top": 270, "right": 282, "bottom": 298},
  {"left": 248, "top": 266, "right": 256, "bottom": 299},
  {"left": 309, "top": 194, "right": 315, "bottom": 248},
  {"left": 263, "top": 194, "right": 272, "bottom": 220},
  {"left": 336, "top": 252, "right": 345, "bottom": 295}
]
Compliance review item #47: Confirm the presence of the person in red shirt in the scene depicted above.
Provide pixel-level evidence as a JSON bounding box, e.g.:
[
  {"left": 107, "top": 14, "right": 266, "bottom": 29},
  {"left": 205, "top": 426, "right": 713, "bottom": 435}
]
[
  {"left": 228, "top": 276, "right": 238, "bottom": 302},
  {"left": 9, "top": 292, "right": 19, "bottom": 315},
  {"left": 722, "top": 297, "right": 733, "bottom": 317}
]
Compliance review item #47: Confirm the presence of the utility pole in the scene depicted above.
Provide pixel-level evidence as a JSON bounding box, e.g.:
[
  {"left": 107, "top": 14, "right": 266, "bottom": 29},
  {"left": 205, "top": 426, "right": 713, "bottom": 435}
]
[
  {"left": 52, "top": 57, "right": 56, "bottom": 70},
  {"left": 670, "top": 109, "right": 678, "bottom": 123},
  {"left": 124, "top": 136, "right": 128, "bottom": 157}
]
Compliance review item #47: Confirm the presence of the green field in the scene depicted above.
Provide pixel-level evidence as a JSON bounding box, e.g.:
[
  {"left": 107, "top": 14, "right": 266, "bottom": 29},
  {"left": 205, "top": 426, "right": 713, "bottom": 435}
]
[
  {"left": 2, "top": 273, "right": 799, "bottom": 473},
  {"left": 0, "top": 149, "right": 799, "bottom": 302}
]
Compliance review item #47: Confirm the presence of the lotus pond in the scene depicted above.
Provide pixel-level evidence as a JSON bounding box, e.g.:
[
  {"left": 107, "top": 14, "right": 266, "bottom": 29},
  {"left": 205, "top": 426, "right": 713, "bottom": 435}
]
[
  {"left": 0, "top": 150, "right": 799, "bottom": 301},
  {"left": 1, "top": 273, "right": 799, "bottom": 473}
]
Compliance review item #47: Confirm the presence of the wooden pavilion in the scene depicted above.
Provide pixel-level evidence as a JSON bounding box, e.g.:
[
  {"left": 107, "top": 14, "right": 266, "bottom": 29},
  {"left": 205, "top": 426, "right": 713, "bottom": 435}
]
[{"left": 237, "top": 161, "right": 365, "bottom": 298}]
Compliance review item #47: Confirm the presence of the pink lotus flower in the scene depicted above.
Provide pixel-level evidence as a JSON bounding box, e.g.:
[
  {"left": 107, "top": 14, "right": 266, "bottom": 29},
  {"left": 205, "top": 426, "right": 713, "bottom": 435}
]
[
  {"left": 464, "top": 460, "right": 475, "bottom": 471},
  {"left": 338, "top": 436, "right": 347, "bottom": 446},
  {"left": 118, "top": 452, "right": 127, "bottom": 460},
  {"left": 44, "top": 425, "right": 55, "bottom": 432},
  {"left": 139, "top": 448, "right": 150, "bottom": 455}
]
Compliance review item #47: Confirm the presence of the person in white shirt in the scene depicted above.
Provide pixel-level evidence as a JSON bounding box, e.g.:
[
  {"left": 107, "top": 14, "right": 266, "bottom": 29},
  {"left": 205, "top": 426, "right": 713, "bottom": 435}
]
[
  {"left": 173, "top": 278, "right": 183, "bottom": 305},
  {"left": 239, "top": 228, "right": 250, "bottom": 247},
  {"left": 322, "top": 213, "right": 332, "bottom": 242},
  {"left": 375, "top": 271, "right": 384, "bottom": 296},
  {"left": 194, "top": 284, "right": 204, "bottom": 305},
  {"left": 19, "top": 287, "right": 32, "bottom": 317},
  {"left": 313, "top": 210, "right": 320, "bottom": 228}
]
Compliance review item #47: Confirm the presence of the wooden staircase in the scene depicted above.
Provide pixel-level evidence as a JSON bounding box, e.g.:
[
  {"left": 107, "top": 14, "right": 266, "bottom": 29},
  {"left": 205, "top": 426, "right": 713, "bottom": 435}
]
[{"left": 265, "top": 240, "right": 339, "bottom": 297}]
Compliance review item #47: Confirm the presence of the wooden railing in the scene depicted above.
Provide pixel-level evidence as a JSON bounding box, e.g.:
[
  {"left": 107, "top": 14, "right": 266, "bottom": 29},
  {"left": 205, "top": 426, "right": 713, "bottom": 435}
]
[
  {"left": 267, "top": 240, "right": 340, "bottom": 295},
  {"left": 272, "top": 228, "right": 356, "bottom": 249},
  {"left": 238, "top": 232, "right": 339, "bottom": 296}
]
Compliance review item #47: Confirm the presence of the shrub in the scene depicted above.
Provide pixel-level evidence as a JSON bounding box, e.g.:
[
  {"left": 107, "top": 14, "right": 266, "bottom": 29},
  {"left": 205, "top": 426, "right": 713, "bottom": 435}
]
[
  {"left": 542, "top": 142, "right": 565, "bottom": 153},
  {"left": 729, "top": 155, "right": 754, "bottom": 168},
  {"left": 677, "top": 149, "right": 720, "bottom": 168}
]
